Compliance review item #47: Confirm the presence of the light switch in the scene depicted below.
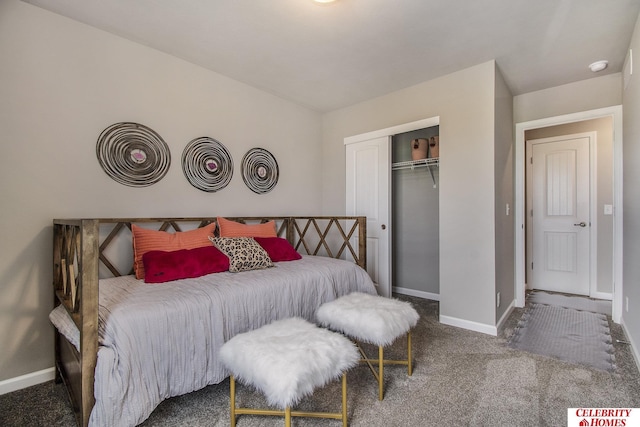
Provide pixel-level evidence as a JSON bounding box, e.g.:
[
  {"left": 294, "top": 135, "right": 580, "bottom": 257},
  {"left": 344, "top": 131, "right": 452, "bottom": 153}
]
[
  {"left": 506, "top": 203, "right": 510, "bottom": 216},
  {"left": 604, "top": 204, "right": 613, "bottom": 215}
]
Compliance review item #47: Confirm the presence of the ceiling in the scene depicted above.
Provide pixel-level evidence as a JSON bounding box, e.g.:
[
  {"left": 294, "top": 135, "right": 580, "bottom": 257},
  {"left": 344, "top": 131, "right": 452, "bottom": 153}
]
[{"left": 23, "top": 0, "right": 640, "bottom": 112}]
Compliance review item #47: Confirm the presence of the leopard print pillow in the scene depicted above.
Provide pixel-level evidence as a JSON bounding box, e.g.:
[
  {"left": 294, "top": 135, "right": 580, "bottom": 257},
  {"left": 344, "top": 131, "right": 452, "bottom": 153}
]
[{"left": 209, "top": 237, "right": 273, "bottom": 273}]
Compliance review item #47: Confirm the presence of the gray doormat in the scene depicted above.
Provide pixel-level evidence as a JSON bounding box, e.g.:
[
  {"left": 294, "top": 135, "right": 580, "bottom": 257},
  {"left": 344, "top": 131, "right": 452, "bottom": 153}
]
[
  {"left": 508, "top": 303, "right": 615, "bottom": 372},
  {"left": 528, "top": 290, "right": 612, "bottom": 316}
]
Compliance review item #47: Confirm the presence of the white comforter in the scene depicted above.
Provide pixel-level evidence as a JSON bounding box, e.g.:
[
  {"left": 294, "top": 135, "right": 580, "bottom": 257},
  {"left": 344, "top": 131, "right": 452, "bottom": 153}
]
[{"left": 52, "top": 256, "right": 376, "bottom": 427}]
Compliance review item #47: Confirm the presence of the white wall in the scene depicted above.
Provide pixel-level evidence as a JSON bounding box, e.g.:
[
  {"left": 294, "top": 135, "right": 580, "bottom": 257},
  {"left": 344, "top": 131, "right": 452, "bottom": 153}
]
[
  {"left": 322, "top": 61, "right": 500, "bottom": 331},
  {"left": 0, "top": 0, "right": 322, "bottom": 383},
  {"left": 622, "top": 12, "right": 640, "bottom": 368}
]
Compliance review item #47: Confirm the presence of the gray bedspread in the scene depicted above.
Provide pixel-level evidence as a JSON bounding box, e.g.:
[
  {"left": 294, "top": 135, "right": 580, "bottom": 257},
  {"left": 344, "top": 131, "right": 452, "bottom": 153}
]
[{"left": 52, "top": 255, "right": 376, "bottom": 427}]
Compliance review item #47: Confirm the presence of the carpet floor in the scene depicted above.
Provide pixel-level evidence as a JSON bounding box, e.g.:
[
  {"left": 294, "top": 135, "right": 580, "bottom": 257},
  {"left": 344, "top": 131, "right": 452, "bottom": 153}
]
[{"left": 1, "top": 295, "right": 639, "bottom": 426}]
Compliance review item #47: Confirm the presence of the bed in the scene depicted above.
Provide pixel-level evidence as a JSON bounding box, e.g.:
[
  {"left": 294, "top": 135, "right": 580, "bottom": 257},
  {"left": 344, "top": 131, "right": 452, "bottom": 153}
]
[{"left": 50, "top": 216, "right": 375, "bottom": 427}]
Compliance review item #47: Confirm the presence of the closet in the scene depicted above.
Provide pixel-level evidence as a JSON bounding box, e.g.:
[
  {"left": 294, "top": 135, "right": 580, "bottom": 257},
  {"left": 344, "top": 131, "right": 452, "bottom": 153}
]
[
  {"left": 345, "top": 117, "right": 440, "bottom": 299},
  {"left": 391, "top": 126, "right": 439, "bottom": 298}
]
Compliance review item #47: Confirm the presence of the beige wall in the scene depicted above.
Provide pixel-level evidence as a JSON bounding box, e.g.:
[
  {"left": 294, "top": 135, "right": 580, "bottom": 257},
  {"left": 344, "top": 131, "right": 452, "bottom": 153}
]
[
  {"left": 513, "top": 73, "right": 622, "bottom": 123},
  {"left": 494, "top": 66, "right": 515, "bottom": 323},
  {"left": 526, "top": 118, "right": 614, "bottom": 296},
  {"left": 0, "top": 1, "right": 322, "bottom": 382},
  {"left": 622, "top": 12, "right": 640, "bottom": 365},
  {"left": 322, "top": 61, "right": 501, "bottom": 329}
]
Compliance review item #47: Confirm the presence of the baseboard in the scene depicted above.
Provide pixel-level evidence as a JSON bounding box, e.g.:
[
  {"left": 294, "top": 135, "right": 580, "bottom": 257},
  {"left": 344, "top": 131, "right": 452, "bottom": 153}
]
[
  {"left": 439, "top": 315, "right": 497, "bottom": 336},
  {"left": 621, "top": 320, "right": 640, "bottom": 374},
  {"left": 395, "top": 289, "right": 498, "bottom": 335},
  {"left": 591, "top": 291, "right": 613, "bottom": 301},
  {"left": 496, "top": 299, "right": 516, "bottom": 333},
  {"left": 393, "top": 287, "right": 440, "bottom": 301},
  {"left": 0, "top": 367, "right": 56, "bottom": 396}
]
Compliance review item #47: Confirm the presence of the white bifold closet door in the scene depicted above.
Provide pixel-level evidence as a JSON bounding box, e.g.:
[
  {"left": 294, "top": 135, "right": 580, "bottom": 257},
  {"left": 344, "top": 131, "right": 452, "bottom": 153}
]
[{"left": 345, "top": 136, "right": 392, "bottom": 297}]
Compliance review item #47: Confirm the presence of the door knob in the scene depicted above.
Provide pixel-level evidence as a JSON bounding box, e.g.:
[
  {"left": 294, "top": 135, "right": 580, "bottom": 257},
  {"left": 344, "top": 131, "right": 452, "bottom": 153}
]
[
  {"left": 381, "top": 224, "right": 386, "bottom": 230},
  {"left": 573, "top": 222, "right": 587, "bottom": 227}
]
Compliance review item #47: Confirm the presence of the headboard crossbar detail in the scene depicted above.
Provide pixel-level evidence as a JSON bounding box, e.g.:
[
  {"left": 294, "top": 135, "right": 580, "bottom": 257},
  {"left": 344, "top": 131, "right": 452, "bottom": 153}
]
[{"left": 290, "top": 217, "right": 362, "bottom": 262}]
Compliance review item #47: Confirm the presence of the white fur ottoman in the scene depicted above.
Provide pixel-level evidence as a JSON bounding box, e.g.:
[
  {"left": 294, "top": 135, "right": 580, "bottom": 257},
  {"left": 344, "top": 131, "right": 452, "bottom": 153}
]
[
  {"left": 219, "top": 317, "right": 359, "bottom": 427},
  {"left": 316, "top": 292, "right": 419, "bottom": 400}
]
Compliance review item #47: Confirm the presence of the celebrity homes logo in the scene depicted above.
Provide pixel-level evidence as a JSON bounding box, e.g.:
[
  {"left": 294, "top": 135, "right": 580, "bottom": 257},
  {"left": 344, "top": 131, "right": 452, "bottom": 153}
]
[{"left": 568, "top": 408, "right": 639, "bottom": 426}]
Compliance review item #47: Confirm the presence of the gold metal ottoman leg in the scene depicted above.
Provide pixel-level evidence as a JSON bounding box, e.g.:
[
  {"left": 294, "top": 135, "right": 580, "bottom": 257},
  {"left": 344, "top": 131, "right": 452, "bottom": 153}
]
[
  {"left": 285, "top": 406, "right": 291, "bottom": 427},
  {"left": 230, "top": 375, "right": 236, "bottom": 427},
  {"left": 342, "top": 373, "right": 348, "bottom": 427},
  {"left": 378, "top": 345, "right": 384, "bottom": 401},
  {"left": 407, "top": 330, "right": 413, "bottom": 376}
]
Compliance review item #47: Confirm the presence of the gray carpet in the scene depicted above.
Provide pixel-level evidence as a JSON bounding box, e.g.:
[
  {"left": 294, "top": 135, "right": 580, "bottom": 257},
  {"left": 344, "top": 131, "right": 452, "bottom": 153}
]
[{"left": 1, "top": 295, "right": 639, "bottom": 427}]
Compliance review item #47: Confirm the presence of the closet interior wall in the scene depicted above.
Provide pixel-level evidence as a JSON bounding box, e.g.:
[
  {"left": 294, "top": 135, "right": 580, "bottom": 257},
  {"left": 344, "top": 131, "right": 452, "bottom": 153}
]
[{"left": 392, "top": 126, "right": 440, "bottom": 297}]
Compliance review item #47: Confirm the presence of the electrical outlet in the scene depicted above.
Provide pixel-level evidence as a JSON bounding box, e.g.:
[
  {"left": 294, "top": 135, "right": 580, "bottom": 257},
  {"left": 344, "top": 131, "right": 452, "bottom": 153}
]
[
  {"left": 626, "top": 296, "right": 629, "bottom": 312},
  {"left": 497, "top": 292, "right": 501, "bottom": 308}
]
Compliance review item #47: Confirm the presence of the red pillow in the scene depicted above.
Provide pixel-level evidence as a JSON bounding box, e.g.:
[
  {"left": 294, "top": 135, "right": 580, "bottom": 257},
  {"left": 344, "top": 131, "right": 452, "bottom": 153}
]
[
  {"left": 253, "top": 237, "right": 302, "bottom": 262},
  {"left": 142, "top": 245, "right": 229, "bottom": 283},
  {"left": 132, "top": 223, "right": 216, "bottom": 279}
]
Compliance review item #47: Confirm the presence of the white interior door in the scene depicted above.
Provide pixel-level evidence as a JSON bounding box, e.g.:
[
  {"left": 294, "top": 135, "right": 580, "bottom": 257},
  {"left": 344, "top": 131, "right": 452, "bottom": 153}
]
[
  {"left": 345, "top": 136, "right": 391, "bottom": 297},
  {"left": 526, "top": 135, "right": 590, "bottom": 295}
]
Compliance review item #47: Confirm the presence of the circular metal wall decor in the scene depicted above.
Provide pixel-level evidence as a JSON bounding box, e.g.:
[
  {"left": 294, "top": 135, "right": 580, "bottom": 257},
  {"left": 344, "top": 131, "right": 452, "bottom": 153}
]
[
  {"left": 241, "top": 148, "right": 279, "bottom": 194},
  {"left": 96, "top": 122, "right": 171, "bottom": 187},
  {"left": 182, "top": 137, "right": 233, "bottom": 192}
]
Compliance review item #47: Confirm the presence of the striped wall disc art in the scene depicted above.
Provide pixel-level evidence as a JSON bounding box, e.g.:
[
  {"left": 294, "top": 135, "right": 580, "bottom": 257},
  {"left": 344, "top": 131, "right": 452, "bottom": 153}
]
[
  {"left": 182, "top": 137, "right": 233, "bottom": 192},
  {"left": 241, "top": 148, "right": 279, "bottom": 194},
  {"left": 96, "top": 122, "right": 171, "bottom": 187}
]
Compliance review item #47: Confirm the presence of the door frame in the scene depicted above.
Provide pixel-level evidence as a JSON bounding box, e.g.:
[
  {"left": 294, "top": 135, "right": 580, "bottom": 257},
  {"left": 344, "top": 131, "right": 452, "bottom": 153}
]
[
  {"left": 525, "top": 132, "right": 597, "bottom": 297},
  {"left": 515, "top": 106, "right": 623, "bottom": 323}
]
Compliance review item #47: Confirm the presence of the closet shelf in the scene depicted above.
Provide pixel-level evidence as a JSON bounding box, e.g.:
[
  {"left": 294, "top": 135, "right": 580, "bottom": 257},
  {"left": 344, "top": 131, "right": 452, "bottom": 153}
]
[
  {"left": 391, "top": 157, "right": 439, "bottom": 171},
  {"left": 392, "top": 157, "right": 439, "bottom": 188}
]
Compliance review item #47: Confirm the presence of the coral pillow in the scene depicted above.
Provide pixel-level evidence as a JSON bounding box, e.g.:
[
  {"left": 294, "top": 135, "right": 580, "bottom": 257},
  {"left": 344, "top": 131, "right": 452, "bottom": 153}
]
[
  {"left": 142, "top": 246, "right": 230, "bottom": 283},
  {"left": 131, "top": 222, "right": 216, "bottom": 279},
  {"left": 253, "top": 237, "right": 302, "bottom": 262},
  {"left": 217, "top": 216, "right": 277, "bottom": 238}
]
